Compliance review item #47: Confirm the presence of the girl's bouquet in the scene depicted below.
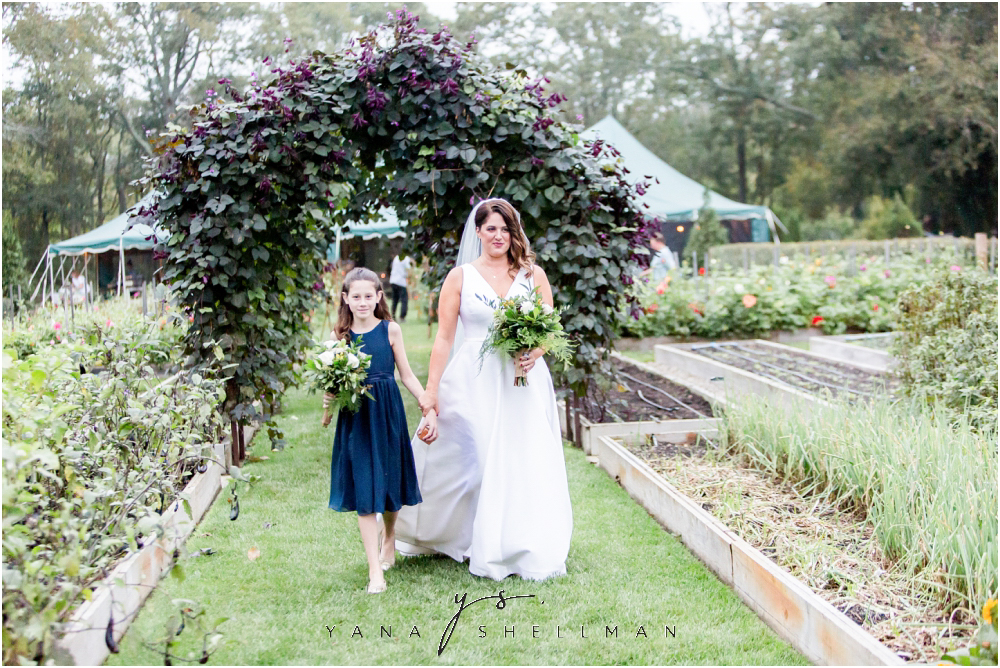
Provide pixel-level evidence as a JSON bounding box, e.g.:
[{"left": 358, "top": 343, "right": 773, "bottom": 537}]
[
  {"left": 304, "top": 337, "right": 373, "bottom": 426},
  {"left": 477, "top": 289, "right": 574, "bottom": 386}
]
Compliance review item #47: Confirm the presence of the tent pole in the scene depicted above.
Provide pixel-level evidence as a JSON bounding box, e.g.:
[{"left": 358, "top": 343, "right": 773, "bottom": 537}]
[
  {"left": 118, "top": 240, "right": 124, "bottom": 298},
  {"left": 49, "top": 253, "right": 57, "bottom": 309},
  {"left": 27, "top": 250, "right": 47, "bottom": 290},
  {"left": 29, "top": 249, "right": 49, "bottom": 304}
]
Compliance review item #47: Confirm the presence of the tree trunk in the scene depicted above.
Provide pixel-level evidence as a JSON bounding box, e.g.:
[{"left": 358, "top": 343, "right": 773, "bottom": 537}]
[{"left": 736, "top": 122, "right": 748, "bottom": 204}]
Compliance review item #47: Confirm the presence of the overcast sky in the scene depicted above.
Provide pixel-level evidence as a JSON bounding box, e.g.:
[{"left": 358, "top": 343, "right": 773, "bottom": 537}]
[{"left": 427, "top": 1, "right": 714, "bottom": 37}]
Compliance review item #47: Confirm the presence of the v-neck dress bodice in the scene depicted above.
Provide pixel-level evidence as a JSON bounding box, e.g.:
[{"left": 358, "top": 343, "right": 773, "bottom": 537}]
[
  {"left": 455, "top": 263, "right": 532, "bottom": 341},
  {"left": 394, "top": 263, "right": 573, "bottom": 581}
]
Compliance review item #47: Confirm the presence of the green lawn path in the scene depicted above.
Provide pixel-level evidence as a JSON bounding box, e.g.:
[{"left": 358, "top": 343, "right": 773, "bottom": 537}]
[{"left": 108, "top": 320, "right": 806, "bottom": 665}]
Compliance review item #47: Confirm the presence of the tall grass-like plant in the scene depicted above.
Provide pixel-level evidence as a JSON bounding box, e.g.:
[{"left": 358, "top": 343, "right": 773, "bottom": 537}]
[{"left": 721, "top": 394, "right": 998, "bottom": 617}]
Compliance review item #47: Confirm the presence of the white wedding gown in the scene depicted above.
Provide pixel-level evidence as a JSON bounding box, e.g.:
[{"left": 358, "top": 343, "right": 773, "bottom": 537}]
[{"left": 395, "top": 264, "right": 573, "bottom": 580}]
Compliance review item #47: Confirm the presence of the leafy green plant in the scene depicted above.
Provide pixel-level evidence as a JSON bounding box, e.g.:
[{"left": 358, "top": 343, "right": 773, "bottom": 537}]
[
  {"left": 941, "top": 600, "right": 999, "bottom": 666},
  {"left": 892, "top": 268, "right": 998, "bottom": 432},
  {"left": 1, "top": 311, "right": 227, "bottom": 664},
  {"left": 858, "top": 193, "right": 920, "bottom": 240},
  {"left": 684, "top": 192, "right": 730, "bottom": 264}
]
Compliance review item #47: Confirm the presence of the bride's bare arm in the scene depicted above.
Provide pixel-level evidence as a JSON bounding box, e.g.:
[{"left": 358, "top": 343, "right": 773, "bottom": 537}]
[
  {"left": 419, "top": 267, "right": 463, "bottom": 414},
  {"left": 532, "top": 264, "right": 554, "bottom": 306}
]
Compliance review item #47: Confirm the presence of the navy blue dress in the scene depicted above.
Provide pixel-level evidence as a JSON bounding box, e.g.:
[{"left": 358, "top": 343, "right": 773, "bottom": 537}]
[{"left": 329, "top": 320, "right": 422, "bottom": 515}]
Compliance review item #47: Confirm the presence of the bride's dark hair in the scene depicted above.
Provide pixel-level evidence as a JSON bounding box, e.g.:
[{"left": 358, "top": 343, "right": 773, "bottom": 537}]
[{"left": 474, "top": 199, "right": 535, "bottom": 278}]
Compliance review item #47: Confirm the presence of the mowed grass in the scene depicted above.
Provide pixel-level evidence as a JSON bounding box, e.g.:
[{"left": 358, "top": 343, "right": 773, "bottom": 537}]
[{"left": 107, "top": 319, "right": 805, "bottom": 665}]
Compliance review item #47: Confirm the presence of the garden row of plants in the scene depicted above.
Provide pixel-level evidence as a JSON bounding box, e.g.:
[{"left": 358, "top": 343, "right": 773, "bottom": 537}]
[
  {"left": 717, "top": 268, "right": 997, "bottom": 654},
  {"left": 620, "top": 249, "right": 979, "bottom": 339},
  {"left": 2, "top": 300, "right": 228, "bottom": 664}
]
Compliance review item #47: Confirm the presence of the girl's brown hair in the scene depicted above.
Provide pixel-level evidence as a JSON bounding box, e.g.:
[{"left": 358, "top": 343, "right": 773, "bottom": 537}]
[
  {"left": 474, "top": 199, "right": 536, "bottom": 277},
  {"left": 333, "top": 267, "right": 393, "bottom": 342}
]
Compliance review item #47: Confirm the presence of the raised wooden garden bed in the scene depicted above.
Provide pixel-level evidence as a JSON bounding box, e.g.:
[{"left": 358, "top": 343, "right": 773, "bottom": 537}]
[
  {"left": 52, "top": 425, "right": 257, "bottom": 666},
  {"left": 808, "top": 333, "right": 896, "bottom": 372},
  {"left": 593, "top": 433, "right": 906, "bottom": 666},
  {"left": 559, "top": 354, "right": 724, "bottom": 455}
]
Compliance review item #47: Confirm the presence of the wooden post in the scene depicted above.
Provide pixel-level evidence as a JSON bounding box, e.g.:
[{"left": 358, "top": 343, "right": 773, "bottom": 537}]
[
  {"left": 990, "top": 237, "right": 997, "bottom": 274},
  {"left": 772, "top": 244, "right": 779, "bottom": 267},
  {"left": 564, "top": 395, "right": 574, "bottom": 443},
  {"left": 573, "top": 395, "right": 583, "bottom": 449},
  {"left": 229, "top": 420, "right": 239, "bottom": 468},
  {"left": 238, "top": 421, "right": 246, "bottom": 462},
  {"left": 975, "top": 233, "right": 988, "bottom": 271},
  {"left": 141, "top": 282, "right": 147, "bottom": 317}
]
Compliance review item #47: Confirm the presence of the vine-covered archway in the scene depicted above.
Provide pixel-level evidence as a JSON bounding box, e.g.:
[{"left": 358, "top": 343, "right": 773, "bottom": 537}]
[{"left": 145, "top": 10, "right": 652, "bottom": 439}]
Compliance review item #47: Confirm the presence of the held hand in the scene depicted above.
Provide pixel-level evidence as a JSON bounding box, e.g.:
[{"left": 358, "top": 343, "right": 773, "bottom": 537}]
[
  {"left": 321, "top": 392, "right": 335, "bottom": 428},
  {"left": 418, "top": 390, "right": 438, "bottom": 416},
  {"left": 519, "top": 348, "right": 544, "bottom": 374},
  {"left": 417, "top": 411, "right": 439, "bottom": 444}
]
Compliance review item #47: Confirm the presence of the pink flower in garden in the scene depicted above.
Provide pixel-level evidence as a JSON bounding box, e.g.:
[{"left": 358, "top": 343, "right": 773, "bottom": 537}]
[
  {"left": 811, "top": 316, "right": 824, "bottom": 326},
  {"left": 656, "top": 285, "right": 666, "bottom": 295},
  {"left": 873, "top": 303, "right": 879, "bottom": 311},
  {"left": 53, "top": 321, "right": 61, "bottom": 331},
  {"left": 647, "top": 303, "right": 659, "bottom": 313},
  {"left": 742, "top": 294, "right": 757, "bottom": 308},
  {"left": 824, "top": 275, "right": 836, "bottom": 285},
  {"left": 105, "top": 318, "right": 113, "bottom": 328},
  {"left": 189, "top": 315, "right": 195, "bottom": 323},
  {"left": 950, "top": 265, "right": 962, "bottom": 272},
  {"left": 925, "top": 257, "right": 931, "bottom": 263},
  {"left": 884, "top": 269, "right": 891, "bottom": 278},
  {"left": 859, "top": 264, "right": 867, "bottom": 271}
]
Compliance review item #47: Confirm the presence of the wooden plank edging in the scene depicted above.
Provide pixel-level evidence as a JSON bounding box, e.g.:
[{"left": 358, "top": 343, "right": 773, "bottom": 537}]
[
  {"left": 594, "top": 434, "right": 904, "bottom": 666},
  {"left": 653, "top": 344, "right": 829, "bottom": 417},
  {"left": 807, "top": 336, "right": 892, "bottom": 372},
  {"left": 53, "top": 426, "right": 256, "bottom": 665}
]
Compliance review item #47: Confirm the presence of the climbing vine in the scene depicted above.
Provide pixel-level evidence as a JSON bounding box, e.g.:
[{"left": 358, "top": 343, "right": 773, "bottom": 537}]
[{"left": 142, "top": 9, "right": 653, "bottom": 434}]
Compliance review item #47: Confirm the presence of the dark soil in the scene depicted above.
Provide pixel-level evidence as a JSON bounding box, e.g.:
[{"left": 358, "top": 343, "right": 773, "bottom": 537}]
[
  {"left": 628, "top": 433, "right": 712, "bottom": 460},
  {"left": 690, "top": 341, "right": 897, "bottom": 399},
  {"left": 578, "top": 357, "right": 716, "bottom": 423}
]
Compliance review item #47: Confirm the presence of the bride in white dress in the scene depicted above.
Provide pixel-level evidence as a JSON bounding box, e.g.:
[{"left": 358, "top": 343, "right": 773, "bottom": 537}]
[{"left": 392, "top": 198, "right": 573, "bottom": 581}]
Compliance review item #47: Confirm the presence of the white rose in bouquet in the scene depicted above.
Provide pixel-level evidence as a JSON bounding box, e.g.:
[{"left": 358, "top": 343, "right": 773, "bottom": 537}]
[
  {"left": 347, "top": 353, "right": 360, "bottom": 369},
  {"left": 520, "top": 301, "right": 534, "bottom": 315},
  {"left": 324, "top": 340, "right": 337, "bottom": 349},
  {"left": 318, "top": 350, "right": 336, "bottom": 367},
  {"left": 541, "top": 303, "right": 554, "bottom": 315}
]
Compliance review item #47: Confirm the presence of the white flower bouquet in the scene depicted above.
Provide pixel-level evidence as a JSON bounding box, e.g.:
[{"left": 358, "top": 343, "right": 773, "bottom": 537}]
[
  {"left": 477, "top": 289, "right": 574, "bottom": 386},
  {"left": 304, "top": 337, "right": 373, "bottom": 425}
]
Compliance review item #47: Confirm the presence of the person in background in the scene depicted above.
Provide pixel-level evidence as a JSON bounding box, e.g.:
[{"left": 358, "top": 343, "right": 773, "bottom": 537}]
[
  {"left": 389, "top": 253, "right": 413, "bottom": 322},
  {"left": 639, "top": 231, "right": 677, "bottom": 290}
]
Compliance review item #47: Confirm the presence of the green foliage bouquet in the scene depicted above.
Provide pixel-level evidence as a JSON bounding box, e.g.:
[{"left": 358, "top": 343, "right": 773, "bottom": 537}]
[
  {"left": 477, "top": 289, "right": 574, "bottom": 386},
  {"left": 304, "top": 338, "right": 373, "bottom": 424}
]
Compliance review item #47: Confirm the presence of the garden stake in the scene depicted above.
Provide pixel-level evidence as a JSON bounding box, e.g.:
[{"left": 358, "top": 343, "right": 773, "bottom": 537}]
[
  {"left": 573, "top": 394, "right": 583, "bottom": 449},
  {"left": 564, "top": 395, "right": 574, "bottom": 443}
]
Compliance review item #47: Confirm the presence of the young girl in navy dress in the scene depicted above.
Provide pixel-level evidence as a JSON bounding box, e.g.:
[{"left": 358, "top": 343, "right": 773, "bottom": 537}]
[{"left": 323, "top": 268, "right": 437, "bottom": 594}]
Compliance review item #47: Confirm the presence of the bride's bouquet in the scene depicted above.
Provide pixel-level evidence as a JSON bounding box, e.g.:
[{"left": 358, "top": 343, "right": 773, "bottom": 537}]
[
  {"left": 477, "top": 289, "right": 574, "bottom": 386},
  {"left": 304, "top": 337, "right": 374, "bottom": 426}
]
